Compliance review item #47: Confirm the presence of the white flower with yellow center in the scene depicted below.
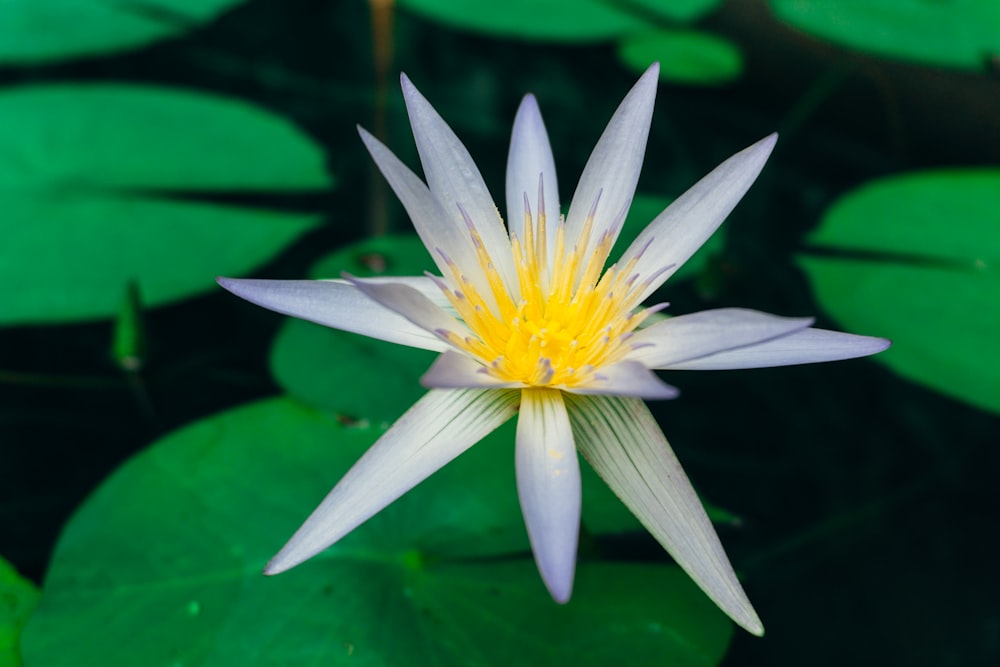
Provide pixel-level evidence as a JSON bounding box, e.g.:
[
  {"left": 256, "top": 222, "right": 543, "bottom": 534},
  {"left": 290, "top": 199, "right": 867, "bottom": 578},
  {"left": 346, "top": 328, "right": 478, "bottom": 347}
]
[{"left": 219, "top": 64, "right": 889, "bottom": 636}]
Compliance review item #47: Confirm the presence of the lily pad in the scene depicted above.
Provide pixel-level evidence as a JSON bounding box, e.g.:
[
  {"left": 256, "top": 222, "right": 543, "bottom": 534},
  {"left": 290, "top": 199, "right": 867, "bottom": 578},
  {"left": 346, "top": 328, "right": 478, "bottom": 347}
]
[
  {"left": 0, "top": 557, "right": 39, "bottom": 667},
  {"left": 798, "top": 169, "right": 1000, "bottom": 414},
  {"left": 0, "top": 84, "right": 329, "bottom": 324},
  {"left": 22, "top": 397, "right": 733, "bottom": 666},
  {"left": 397, "top": 0, "right": 725, "bottom": 41},
  {"left": 270, "top": 235, "right": 438, "bottom": 424},
  {"left": 770, "top": 0, "right": 1000, "bottom": 71},
  {"left": 618, "top": 30, "right": 744, "bottom": 86},
  {"left": 0, "top": 0, "right": 248, "bottom": 63}
]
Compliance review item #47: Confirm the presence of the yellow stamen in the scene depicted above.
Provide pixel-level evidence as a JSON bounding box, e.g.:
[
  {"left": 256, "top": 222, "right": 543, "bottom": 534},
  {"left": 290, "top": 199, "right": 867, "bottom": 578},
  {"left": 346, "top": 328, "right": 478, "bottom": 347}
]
[{"left": 432, "top": 192, "right": 653, "bottom": 389}]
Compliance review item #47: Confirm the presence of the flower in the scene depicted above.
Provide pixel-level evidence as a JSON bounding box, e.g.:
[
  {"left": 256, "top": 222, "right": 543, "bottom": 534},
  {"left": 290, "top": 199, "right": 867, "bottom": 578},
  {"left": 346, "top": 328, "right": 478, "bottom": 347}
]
[{"left": 218, "top": 64, "right": 889, "bottom": 637}]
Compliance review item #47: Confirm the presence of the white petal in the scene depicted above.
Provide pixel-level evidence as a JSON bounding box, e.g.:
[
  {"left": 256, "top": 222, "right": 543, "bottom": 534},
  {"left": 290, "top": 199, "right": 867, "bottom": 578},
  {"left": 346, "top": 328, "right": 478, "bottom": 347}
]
[
  {"left": 516, "top": 389, "right": 581, "bottom": 603},
  {"left": 506, "top": 94, "right": 560, "bottom": 256},
  {"left": 622, "top": 133, "right": 778, "bottom": 303},
  {"left": 265, "top": 388, "right": 520, "bottom": 574},
  {"left": 346, "top": 275, "right": 469, "bottom": 343},
  {"left": 358, "top": 127, "right": 496, "bottom": 308},
  {"left": 628, "top": 308, "right": 814, "bottom": 369},
  {"left": 564, "top": 63, "right": 659, "bottom": 260},
  {"left": 566, "top": 394, "right": 764, "bottom": 636},
  {"left": 421, "top": 350, "right": 523, "bottom": 389},
  {"left": 401, "top": 74, "right": 517, "bottom": 292},
  {"left": 563, "top": 360, "right": 679, "bottom": 400},
  {"left": 217, "top": 277, "right": 448, "bottom": 352},
  {"left": 666, "top": 327, "right": 890, "bottom": 370}
]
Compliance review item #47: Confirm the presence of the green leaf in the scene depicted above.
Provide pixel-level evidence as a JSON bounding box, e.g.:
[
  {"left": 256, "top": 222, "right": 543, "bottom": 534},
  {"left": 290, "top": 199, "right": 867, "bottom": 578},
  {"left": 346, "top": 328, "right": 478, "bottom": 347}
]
[
  {"left": 0, "top": 84, "right": 329, "bottom": 324},
  {"left": 799, "top": 169, "right": 1000, "bottom": 414},
  {"left": 0, "top": 0, "right": 248, "bottom": 63},
  {"left": 618, "top": 30, "right": 743, "bottom": 85},
  {"left": 271, "top": 236, "right": 437, "bottom": 423},
  {"left": 619, "top": 194, "right": 726, "bottom": 282},
  {"left": 769, "top": 0, "right": 1000, "bottom": 71},
  {"left": 397, "top": 0, "right": 646, "bottom": 41},
  {"left": 0, "top": 557, "right": 39, "bottom": 667},
  {"left": 23, "top": 397, "right": 732, "bottom": 666}
]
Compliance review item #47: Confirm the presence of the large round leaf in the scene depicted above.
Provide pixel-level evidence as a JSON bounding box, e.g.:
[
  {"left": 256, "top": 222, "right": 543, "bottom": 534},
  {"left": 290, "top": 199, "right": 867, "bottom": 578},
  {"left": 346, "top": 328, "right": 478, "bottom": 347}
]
[
  {"left": 0, "top": 84, "right": 329, "bottom": 324},
  {"left": 270, "top": 236, "right": 438, "bottom": 423},
  {"left": 770, "top": 0, "right": 1000, "bottom": 71},
  {"left": 618, "top": 30, "right": 743, "bottom": 86},
  {"left": 798, "top": 169, "right": 1000, "bottom": 413},
  {"left": 398, "top": 0, "right": 725, "bottom": 41},
  {"left": 22, "top": 397, "right": 733, "bottom": 666},
  {"left": 0, "top": 557, "right": 38, "bottom": 667},
  {"left": 0, "top": 0, "right": 248, "bottom": 64},
  {"left": 397, "top": 0, "right": 646, "bottom": 41}
]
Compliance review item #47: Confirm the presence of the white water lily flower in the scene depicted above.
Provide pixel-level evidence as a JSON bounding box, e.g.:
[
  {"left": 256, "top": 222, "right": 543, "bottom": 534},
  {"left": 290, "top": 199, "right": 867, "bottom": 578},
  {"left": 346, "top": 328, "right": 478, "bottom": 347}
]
[{"left": 219, "top": 64, "right": 889, "bottom": 637}]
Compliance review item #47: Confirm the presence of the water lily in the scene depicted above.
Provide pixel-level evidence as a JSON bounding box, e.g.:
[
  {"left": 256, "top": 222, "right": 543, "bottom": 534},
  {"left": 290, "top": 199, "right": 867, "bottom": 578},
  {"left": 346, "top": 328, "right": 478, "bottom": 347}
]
[{"left": 218, "top": 64, "right": 889, "bottom": 636}]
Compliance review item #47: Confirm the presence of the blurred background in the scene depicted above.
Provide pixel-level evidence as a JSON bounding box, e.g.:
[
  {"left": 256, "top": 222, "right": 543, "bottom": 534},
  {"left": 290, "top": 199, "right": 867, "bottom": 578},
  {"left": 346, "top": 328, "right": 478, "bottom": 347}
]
[{"left": 1, "top": 0, "right": 998, "bottom": 665}]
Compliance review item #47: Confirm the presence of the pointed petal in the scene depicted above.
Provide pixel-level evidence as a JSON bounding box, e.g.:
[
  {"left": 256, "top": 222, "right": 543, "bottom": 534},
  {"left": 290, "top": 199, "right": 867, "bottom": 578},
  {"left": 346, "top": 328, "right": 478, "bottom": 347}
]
[
  {"left": 623, "top": 133, "right": 778, "bottom": 303},
  {"left": 566, "top": 394, "right": 764, "bottom": 636},
  {"left": 564, "top": 360, "right": 679, "bottom": 399},
  {"left": 266, "top": 388, "right": 520, "bottom": 574},
  {"left": 421, "top": 350, "right": 523, "bottom": 389},
  {"left": 506, "top": 94, "right": 560, "bottom": 253},
  {"left": 628, "top": 308, "right": 814, "bottom": 369},
  {"left": 359, "top": 127, "right": 496, "bottom": 307},
  {"left": 401, "top": 74, "right": 517, "bottom": 291},
  {"left": 666, "top": 327, "right": 891, "bottom": 370},
  {"left": 564, "top": 63, "right": 659, "bottom": 260},
  {"left": 345, "top": 275, "right": 469, "bottom": 344},
  {"left": 217, "top": 277, "right": 448, "bottom": 352},
  {"left": 516, "top": 389, "right": 581, "bottom": 603}
]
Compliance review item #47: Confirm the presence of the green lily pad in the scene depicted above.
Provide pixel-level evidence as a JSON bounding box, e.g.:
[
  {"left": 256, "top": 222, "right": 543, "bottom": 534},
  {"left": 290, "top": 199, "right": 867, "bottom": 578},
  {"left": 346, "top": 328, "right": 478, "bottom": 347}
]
[
  {"left": 799, "top": 169, "right": 1000, "bottom": 414},
  {"left": 0, "top": 84, "right": 329, "bottom": 324},
  {"left": 0, "top": 0, "right": 247, "bottom": 63},
  {"left": 22, "top": 397, "right": 733, "bottom": 666},
  {"left": 0, "top": 557, "right": 39, "bottom": 667},
  {"left": 770, "top": 0, "right": 1000, "bottom": 71},
  {"left": 270, "top": 235, "right": 438, "bottom": 424},
  {"left": 618, "top": 30, "right": 744, "bottom": 86},
  {"left": 397, "top": 0, "right": 645, "bottom": 41},
  {"left": 397, "top": 0, "right": 725, "bottom": 41}
]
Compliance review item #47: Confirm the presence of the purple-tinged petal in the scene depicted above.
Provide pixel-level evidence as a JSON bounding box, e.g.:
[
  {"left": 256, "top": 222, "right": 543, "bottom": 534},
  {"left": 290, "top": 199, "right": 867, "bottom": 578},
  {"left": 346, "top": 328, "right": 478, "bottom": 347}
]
[
  {"left": 345, "top": 275, "right": 469, "bottom": 344},
  {"left": 421, "top": 350, "right": 523, "bottom": 389},
  {"left": 564, "top": 63, "right": 659, "bottom": 260},
  {"left": 566, "top": 393, "right": 764, "bottom": 636},
  {"left": 622, "top": 133, "right": 777, "bottom": 303},
  {"left": 666, "top": 327, "right": 890, "bottom": 370},
  {"left": 628, "top": 308, "right": 814, "bottom": 369},
  {"left": 516, "top": 389, "right": 581, "bottom": 603},
  {"left": 265, "top": 388, "right": 520, "bottom": 575},
  {"left": 563, "top": 360, "right": 679, "bottom": 399},
  {"left": 400, "top": 74, "right": 517, "bottom": 292},
  {"left": 506, "top": 94, "right": 560, "bottom": 255},
  {"left": 359, "top": 127, "right": 496, "bottom": 308},
  {"left": 217, "top": 277, "right": 447, "bottom": 352}
]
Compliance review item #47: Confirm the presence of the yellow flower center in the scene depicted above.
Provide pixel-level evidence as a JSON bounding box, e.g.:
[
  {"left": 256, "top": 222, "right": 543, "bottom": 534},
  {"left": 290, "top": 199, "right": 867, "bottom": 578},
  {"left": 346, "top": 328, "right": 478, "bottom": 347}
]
[{"left": 435, "top": 201, "right": 658, "bottom": 388}]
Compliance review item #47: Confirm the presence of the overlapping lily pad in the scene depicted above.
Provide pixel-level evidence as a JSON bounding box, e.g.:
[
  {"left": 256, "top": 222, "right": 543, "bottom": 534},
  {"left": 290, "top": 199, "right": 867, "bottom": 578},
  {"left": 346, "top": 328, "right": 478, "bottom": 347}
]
[
  {"left": 1, "top": 557, "right": 38, "bottom": 667},
  {"left": 0, "top": 0, "right": 247, "bottom": 63},
  {"left": 0, "top": 84, "right": 329, "bottom": 324},
  {"left": 22, "top": 397, "right": 733, "bottom": 666},
  {"left": 798, "top": 169, "right": 1000, "bottom": 413},
  {"left": 770, "top": 0, "right": 1000, "bottom": 71}
]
